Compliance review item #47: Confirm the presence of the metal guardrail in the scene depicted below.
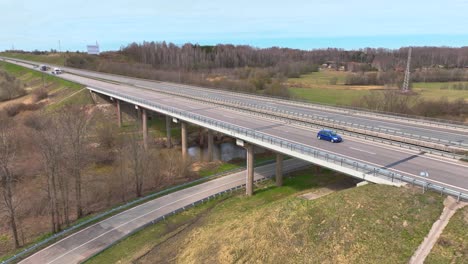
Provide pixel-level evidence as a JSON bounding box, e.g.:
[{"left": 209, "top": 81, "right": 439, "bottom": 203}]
[
  {"left": 3, "top": 56, "right": 467, "bottom": 262},
  {"left": 130, "top": 83, "right": 468, "bottom": 157},
  {"left": 84, "top": 163, "right": 312, "bottom": 262},
  {"left": 0, "top": 163, "right": 260, "bottom": 264},
  {"left": 2, "top": 56, "right": 467, "bottom": 131},
  {"left": 158, "top": 80, "right": 468, "bottom": 130},
  {"left": 90, "top": 86, "right": 468, "bottom": 202},
  {"left": 186, "top": 98, "right": 465, "bottom": 160},
  {"left": 3, "top": 56, "right": 467, "bottom": 150}
]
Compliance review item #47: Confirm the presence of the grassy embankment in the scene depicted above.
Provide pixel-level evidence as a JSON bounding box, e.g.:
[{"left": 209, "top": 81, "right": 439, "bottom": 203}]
[
  {"left": 1, "top": 52, "right": 67, "bottom": 66},
  {"left": 426, "top": 206, "right": 468, "bottom": 264},
  {"left": 288, "top": 70, "right": 468, "bottom": 106},
  {"left": 0, "top": 61, "right": 92, "bottom": 109},
  {"left": 86, "top": 168, "right": 445, "bottom": 264}
]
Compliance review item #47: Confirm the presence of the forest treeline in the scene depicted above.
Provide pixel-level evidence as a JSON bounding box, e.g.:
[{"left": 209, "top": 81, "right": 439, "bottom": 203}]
[
  {"left": 6, "top": 44, "right": 468, "bottom": 97},
  {"left": 65, "top": 43, "right": 468, "bottom": 94},
  {"left": 118, "top": 43, "right": 467, "bottom": 70}
]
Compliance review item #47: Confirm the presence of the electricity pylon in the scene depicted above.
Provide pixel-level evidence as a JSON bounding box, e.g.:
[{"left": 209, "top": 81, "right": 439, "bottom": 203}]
[{"left": 402, "top": 47, "right": 412, "bottom": 93}]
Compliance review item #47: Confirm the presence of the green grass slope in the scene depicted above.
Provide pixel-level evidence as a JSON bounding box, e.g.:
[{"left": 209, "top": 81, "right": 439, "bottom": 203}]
[
  {"left": 426, "top": 206, "right": 468, "bottom": 264},
  {"left": 0, "top": 61, "right": 93, "bottom": 109},
  {"left": 87, "top": 169, "right": 444, "bottom": 264}
]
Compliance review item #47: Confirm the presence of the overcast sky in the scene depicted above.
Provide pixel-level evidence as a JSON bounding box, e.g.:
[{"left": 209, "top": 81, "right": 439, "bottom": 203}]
[{"left": 1, "top": 0, "right": 467, "bottom": 51}]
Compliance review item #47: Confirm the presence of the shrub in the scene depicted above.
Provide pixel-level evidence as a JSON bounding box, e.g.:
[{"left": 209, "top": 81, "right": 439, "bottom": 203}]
[{"left": 32, "top": 88, "right": 48, "bottom": 102}]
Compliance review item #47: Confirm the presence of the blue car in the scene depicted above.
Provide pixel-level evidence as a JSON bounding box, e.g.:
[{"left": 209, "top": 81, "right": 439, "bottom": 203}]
[{"left": 317, "top": 129, "right": 343, "bottom": 143}]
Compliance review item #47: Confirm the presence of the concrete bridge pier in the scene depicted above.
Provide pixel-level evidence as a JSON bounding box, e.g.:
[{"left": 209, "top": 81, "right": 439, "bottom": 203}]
[
  {"left": 166, "top": 116, "right": 172, "bottom": 148},
  {"left": 141, "top": 108, "right": 148, "bottom": 149},
  {"left": 245, "top": 144, "right": 254, "bottom": 196},
  {"left": 276, "top": 153, "right": 283, "bottom": 186},
  {"left": 116, "top": 99, "right": 122, "bottom": 127},
  {"left": 181, "top": 122, "right": 187, "bottom": 161},
  {"left": 207, "top": 129, "right": 214, "bottom": 161}
]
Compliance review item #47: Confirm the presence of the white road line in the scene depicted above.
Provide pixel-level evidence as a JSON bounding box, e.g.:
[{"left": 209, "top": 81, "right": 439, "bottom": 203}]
[
  {"left": 47, "top": 177, "right": 246, "bottom": 264},
  {"left": 231, "top": 112, "right": 468, "bottom": 168},
  {"left": 223, "top": 115, "right": 236, "bottom": 118},
  {"left": 45, "top": 162, "right": 302, "bottom": 264},
  {"left": 384, "top": 167, "right": 468, "bottom": 193},
  {"left": 379, "top": 125, "right": 401, "bottom": 131},
  {"left": 200, "top": 113, "right": 468, "bottom": 189},
  {"left": 349, "top": 147, "right": 376, "bottom": 155}
]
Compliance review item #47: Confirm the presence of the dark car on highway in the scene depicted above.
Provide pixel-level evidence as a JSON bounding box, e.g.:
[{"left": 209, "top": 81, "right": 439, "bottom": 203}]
[{"left": 317, "top": 129, "right": 342, "bottom": 143}]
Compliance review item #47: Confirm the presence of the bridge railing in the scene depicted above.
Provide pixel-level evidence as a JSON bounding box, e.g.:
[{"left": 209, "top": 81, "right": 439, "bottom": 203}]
[
  {"left": 3, "top": 55, "right": 467, "bottom": 131},
  {"left": 158, "top": 80, "right": 468, "bottom": 129},
  {"left": 90, "top": 86, "right": 468, "bottom": 203},
  {"left": 132, "top": 83, "right": 468, "bottom": 152}
]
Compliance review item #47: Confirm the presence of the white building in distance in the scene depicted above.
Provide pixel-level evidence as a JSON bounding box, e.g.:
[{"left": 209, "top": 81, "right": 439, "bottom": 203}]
[{"left": 87, "top": 42, "right": 100, "bottom": 55}]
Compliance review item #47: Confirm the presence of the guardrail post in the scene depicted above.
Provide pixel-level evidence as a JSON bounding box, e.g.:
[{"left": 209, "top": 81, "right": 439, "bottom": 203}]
[{"left": 275, "top": 153, "right": 283, "bottom": 187}]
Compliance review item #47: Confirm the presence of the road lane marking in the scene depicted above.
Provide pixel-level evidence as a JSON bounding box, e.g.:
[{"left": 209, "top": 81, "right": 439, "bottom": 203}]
[
  {"left": 45, "top": 161, "right": 304, "bottom": 264},
  {"left": 349, "top": 147, "right": 376, "bottom": 155},
  {"left": 199, "top": 113, "right": 468, "bottom": 189},
  {"left": 379, "top": 125, "right": 401, "bottom": 131}
]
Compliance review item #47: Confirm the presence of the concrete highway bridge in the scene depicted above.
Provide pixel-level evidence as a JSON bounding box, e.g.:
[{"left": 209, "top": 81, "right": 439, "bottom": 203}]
[{"left": 1, "top": 57, "right": 467, "bottom": 264}]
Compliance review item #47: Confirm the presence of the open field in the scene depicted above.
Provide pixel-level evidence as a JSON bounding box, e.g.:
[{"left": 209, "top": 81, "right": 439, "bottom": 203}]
[
  {"left": 288, "top": 70, "right": 468, "bottom": 106},
  {"left": 1, "top": 52, "right": 67, "bottom": 66},
  {"left": 0, "top": 61, "right": 92, "bottom": 110},
  {"left": 86, "top": 168, "right": 446, "bottom": 264},
  {"left": 426, "top": 206, "right": 468, "bottom": 264}
]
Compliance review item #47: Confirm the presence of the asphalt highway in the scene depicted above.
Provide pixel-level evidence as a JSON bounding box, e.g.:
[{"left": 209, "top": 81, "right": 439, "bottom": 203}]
[
  {"left": 54, "top": 64, "right": 468, "bottom": 147},
  {"left": 3, "top": 57, "right": 467, "bottom": 148},
  {"left": 20, "top": 159, "right": 310, "bottom": 264},
  {"left": 3, "top": 59, "right": 468, "bottom": 193},
  {"left": 3, "top": 57, "right": 468, "bottom": 264},
  {"left": 40, "top": 70, "right": 468, "bottom": 195}
]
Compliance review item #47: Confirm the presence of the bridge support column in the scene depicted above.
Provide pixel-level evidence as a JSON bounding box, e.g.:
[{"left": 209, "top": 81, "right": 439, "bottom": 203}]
[
  {"left": 207, "top": 130, "right": 214, "bottom": 161},
  {"left": 246, "top": 144, "right": 254, "bottom": 196},
  {"left": 142, "top": 108, "right": 148, "bottom": 149},
  {"left": 276, "top": 153, "right": 283, "bottom": 187},
  {"left": 116, "top": 99, "right": 122, "bottom": 127},
  {"left": 181, "top": 122, "right": 187, "bottom": 160},
  {"left": 166, "top": 116, "right": 172, "bottom": 148}
]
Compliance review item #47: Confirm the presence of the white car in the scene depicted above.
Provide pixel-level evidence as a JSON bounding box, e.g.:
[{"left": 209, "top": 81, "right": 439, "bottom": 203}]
[{"left": 51, "top": 68, "right": 63, "bottom": 75}]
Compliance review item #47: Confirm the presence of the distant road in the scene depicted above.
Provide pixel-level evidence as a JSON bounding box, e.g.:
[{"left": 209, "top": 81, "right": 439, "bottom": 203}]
[
  {"left": 3, "top": 57, "right": 468, "bottom": 193},
  {"left": 20, "top": 159, "right": 309, "bottom": 264},
  {"left": 2, "top": 57, "right": 468, "bottom": 148}
]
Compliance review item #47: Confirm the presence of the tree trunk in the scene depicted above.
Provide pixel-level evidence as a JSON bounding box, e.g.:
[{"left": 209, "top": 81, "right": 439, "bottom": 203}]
[{"left": 75, "top": 169, "right": 83, "bottom": 218}]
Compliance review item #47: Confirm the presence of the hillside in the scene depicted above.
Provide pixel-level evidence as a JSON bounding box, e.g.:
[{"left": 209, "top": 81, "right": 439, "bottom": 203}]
[{"left": 87, "top": 169, "right": 447, "bottom": 264}]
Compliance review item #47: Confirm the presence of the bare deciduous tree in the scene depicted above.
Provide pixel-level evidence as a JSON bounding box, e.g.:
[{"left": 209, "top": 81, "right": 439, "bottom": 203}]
[
  {"left": 59, "top": 106, "right": 92, "bottom": 218},
  {"left": 32, "top": 113, "right": 68, "bottom": 232},
  {"left": 0, "top": 115, "right": 21, "bottom": 248}
]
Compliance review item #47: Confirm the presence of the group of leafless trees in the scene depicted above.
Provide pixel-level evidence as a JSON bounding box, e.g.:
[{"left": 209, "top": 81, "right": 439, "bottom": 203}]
[
  {"left": 0, "top": 105, "right": 190, "bottom": 253},
  {"left": 118, "top": 43, "right": 467, "bottom": 70},
  {"left": 60, "top": 43, "right": 468, "bottom": 98},
  {"left": 0, "top": 70, "right": 26, "bottom": 101},
  {"left": 0, "top": 113, "right": 21, "bottom": 248}
]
